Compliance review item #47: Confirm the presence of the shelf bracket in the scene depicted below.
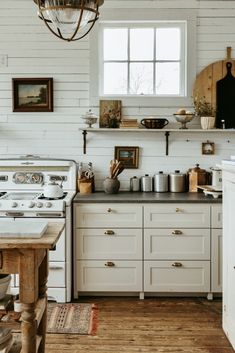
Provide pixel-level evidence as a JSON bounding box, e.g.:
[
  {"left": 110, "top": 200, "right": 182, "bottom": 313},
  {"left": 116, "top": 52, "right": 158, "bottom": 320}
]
[
  {"left": 165, "top": 131, "right": 170, "bottom": 156},
  {"left": 82, "top": 130, "right": 87, "bottom": 154}
]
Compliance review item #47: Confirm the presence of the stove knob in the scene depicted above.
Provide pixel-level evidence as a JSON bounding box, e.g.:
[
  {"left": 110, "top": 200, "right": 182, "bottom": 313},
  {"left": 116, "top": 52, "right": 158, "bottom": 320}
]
[
  {"left": 28, "top": 202, "right": 35, "bottom": 208},
  {"left": 36, "top": 202, "right": 43, "bottom": 208},
  {"left": 11, "top": 202, "right": 18, "bottom": 208},
  {"left": 45, "top": 202, "right": 52, "bottom": 208}
]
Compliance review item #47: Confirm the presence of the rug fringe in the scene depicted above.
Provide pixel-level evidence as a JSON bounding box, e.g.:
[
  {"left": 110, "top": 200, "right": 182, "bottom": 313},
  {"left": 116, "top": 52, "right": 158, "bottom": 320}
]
[{"left": 89, "top": 304, "right": 99, "bottom": 336}]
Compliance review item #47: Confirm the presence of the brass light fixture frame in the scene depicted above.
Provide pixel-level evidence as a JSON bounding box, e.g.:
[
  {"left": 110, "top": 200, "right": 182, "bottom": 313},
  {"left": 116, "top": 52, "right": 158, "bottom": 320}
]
[{"left": 34, "top": 0, "right": 104, "bottom": 42}]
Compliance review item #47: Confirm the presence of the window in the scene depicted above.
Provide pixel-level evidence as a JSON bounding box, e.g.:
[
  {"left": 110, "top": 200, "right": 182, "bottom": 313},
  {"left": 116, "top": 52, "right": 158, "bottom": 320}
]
[
  {"left": 90, "top": 8, "right": 196, "bottom": 107},
  {"left": 100, "top": 23, "right": 186, "bottom": 97}
]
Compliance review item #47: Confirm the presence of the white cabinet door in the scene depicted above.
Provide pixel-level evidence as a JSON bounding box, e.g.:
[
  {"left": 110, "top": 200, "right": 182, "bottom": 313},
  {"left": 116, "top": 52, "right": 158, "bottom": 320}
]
[
  {"left": 76, "top": 260, "right": 143, "bottom": 292},
  {"left": 75, "top": 204, "right": 143, "bottom": 228},
  {"left": 144, "top": 204, "right": 210, "bottom": 228},
  {"left": 211, "top": 229, "right": 222, "bottom": 293},
  {"left": 144, "top": 261, "right": 210, "bottom": 292},
  {"left": 144, "top": 228, "right": 210, "bottom": 260},
  {"left": 211, "top": 205, "right": 223, "bottom": 228},
  {"left": 75, "top": 228, "right": 142, "bottom": 260},
  {"left": 223, "top": 178, "right": 235, "bottom": 348}
]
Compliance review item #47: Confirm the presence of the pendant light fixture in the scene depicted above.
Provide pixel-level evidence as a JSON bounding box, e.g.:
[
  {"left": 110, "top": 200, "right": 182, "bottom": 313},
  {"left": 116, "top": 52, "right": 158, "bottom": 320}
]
[{"left": 34, "top": 0, "right": 104, "bottom": 42}]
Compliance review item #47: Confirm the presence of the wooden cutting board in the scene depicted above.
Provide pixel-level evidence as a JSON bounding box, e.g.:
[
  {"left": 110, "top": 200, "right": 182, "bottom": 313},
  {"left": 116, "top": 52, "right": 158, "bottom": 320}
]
[{"left": 193, "top": 47, "right": 235, "bottom": 125}]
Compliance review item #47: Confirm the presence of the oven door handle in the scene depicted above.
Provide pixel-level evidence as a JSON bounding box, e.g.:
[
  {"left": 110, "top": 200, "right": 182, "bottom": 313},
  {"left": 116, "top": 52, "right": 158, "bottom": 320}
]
[
  {"left": 5, "top": 212, "right": 24, "bottom": 217},
  {"left": 36, "top": 213, "right": 63, "bottom": 218}
]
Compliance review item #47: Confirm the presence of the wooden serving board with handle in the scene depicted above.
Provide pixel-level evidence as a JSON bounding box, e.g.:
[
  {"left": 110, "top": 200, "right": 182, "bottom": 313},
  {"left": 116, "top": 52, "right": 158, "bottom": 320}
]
[{"left": 193, "top": 47, "right": 235, "bottom": 126}]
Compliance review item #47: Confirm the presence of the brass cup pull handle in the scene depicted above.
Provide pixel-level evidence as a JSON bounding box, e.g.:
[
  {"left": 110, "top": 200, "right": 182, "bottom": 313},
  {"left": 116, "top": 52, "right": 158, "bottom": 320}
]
[
  {"left": 105, "top": 261, "right": 115, "bottom": 267},
  {"left": 172, "top": 262, "right": 183, "bottom": 267},
  {"left": 175, "top": 208, "right": 182, "bottom": 213},
  {"left": 104, "top": 230, "right": 115, "bottom": 235},
  {"left": 107, "top": 208, "right": 112, "bottom": 213},
  {"left": 172, "top": 230, "right": 183, "bottom": 235}
]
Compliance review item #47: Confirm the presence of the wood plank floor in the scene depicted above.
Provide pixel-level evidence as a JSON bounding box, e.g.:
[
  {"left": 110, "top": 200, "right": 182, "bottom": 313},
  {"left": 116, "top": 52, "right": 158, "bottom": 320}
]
[{"left": 45, "top": 297, "right": 234, "bottom": 353}]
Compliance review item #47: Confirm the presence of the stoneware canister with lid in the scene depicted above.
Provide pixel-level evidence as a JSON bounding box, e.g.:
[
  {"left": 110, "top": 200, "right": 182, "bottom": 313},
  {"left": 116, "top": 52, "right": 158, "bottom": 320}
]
[
  {"left": 154, "top": 171, "right": 169, "bottom": 192},
  {"left": 169, "top": 170, "right": 186, "bottom": 192}
]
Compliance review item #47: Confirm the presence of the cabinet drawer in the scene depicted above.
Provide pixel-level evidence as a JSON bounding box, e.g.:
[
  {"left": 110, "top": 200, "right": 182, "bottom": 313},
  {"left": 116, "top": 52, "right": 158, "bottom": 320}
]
[
  {"left": 75, "top": 228, "right": 142, "bottom": 260},
  {"left": 211, "top": 205, "right": 222, "bottom": 228},
  {"left": 144, "top": 204, "right": 210, "bottom": 228},
  {"left": 144, "top": 261, "right": 210, "bottom": 292},
  {"left": 75, "top": 260, "right": 143, "bottom": 292},
  {"left": 144, "top": 228, "right": 210, "bottom": 260},
  {"left": 74, "top": 204, "right": 142, "bottom": 228}
]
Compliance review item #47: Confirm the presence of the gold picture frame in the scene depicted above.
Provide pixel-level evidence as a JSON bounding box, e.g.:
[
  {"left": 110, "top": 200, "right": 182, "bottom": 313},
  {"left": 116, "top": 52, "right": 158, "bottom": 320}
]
[
  {"left": 115, "top": 146, "right": 139, "bottom": 169},
  {"left": 202, "top": 141, "right": 215, "bottom": 155}
]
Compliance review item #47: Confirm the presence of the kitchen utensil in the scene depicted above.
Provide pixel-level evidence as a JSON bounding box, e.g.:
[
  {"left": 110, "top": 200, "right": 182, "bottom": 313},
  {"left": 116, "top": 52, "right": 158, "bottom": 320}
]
[
  {"left": 153, "top": 171, "right": 168, "bottom": 192},
  {"left": 173, "top": 113, "right": 194, "bottom": 129},
  {"left": 84, "top": 170, "right": 94, "bottom": 179},
  {"left": 141, "top": 174, "right": 152, "bottom": 192},
  {"left": 109, "top": 159, "right": 124, "bottom": 179},
  {"left": 44, "top": 179, "right": 64, "bottom": 198},
  {"left": 211, "top": 167, "right": 222, "bottom": 190},
  {"left": 203, "top": 190, "right": 222, "bottom": 199},
  {"left": 216, "top": 62, "right": 235, "bottom": 128},
  {"left": 141, "top": 118, "right": 169, "bottom": 129},
  {"left": 130, "top": 176, "right": 140, "bottom": 192},
  {"left": 188, "top": 164, "right": 209, "bottom": 192},
  {"left": 169, "top": 170, "right": 186, "bottom": 192}
]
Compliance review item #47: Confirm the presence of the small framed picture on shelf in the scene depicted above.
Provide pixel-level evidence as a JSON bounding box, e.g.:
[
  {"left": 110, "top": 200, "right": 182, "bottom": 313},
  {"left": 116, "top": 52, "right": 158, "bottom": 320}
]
[
  {"left": 99, "top": 100, "right": 122, "bottom": 128},
  {"left": 202, "top": 141, "right": 215, "bottom": 155},
  {"left": 12, "top": 77, "right": 53, "bottom": 112},
  {"left": 114, "top": 146, "right": 139, "bottom": 169}
]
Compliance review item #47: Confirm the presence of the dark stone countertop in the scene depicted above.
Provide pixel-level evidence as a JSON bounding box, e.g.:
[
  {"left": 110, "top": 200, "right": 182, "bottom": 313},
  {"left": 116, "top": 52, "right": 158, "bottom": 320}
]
[{"left": 73, "top": 191, "right": 222, "bottom": 203}]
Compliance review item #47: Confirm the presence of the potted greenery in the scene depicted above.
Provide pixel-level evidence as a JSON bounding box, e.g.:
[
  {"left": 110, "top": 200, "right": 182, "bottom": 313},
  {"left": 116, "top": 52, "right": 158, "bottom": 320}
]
[
  {"left": 0, "top": 274, "right": 11, "bottom": 300},
  {"left": 193, "top": 95, "right": 216, "bottom": 129}
]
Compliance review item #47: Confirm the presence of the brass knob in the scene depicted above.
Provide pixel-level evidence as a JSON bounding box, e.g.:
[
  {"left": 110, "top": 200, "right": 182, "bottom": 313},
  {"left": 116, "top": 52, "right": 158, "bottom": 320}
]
[
  {"left": 104, "top": 230, "right": 115, "bottom": 235},
  {"left": 175, "top": 208, "right": 181, "bottom": 213},
  {"left": 107, "top": 208, "right": 112, "bottom": 213},
  {"left": 105, "top": 261, "right": 115, "bottom": 267},
  {"left": 172, "top": 230, "right": 183, "bottom": 235},
  {"left": 172, "top": 262, "right": 183, "bottom": 267}
]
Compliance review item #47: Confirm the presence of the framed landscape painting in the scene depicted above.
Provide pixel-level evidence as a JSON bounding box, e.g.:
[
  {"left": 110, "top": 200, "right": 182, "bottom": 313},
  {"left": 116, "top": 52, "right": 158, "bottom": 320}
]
[{"left": 12, "top": 78, "right": 53, "bottom": 112}]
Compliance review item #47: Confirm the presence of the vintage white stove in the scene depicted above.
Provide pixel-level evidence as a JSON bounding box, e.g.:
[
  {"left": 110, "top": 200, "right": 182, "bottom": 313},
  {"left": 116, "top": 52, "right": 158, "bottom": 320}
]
[{"left": 0, "top": 156, "right": 77, "bottom": 302}]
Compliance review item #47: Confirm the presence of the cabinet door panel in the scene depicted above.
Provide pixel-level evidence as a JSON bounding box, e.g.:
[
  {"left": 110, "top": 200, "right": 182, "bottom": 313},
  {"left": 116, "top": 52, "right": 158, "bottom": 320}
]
[
  {"left": 144, "top": 204, "right": 210, "bottom": 228},
  {"left": 76, "top": 260, "right": 143, "bottom": 292},
  {"left": 75, "top": 228, "right": 142, "bottom": 260},
  {"left": 75, "top": 204, "right": 142, "bottom": 228},
  {"left": 144, "top": 260, "right": 210, "bottom": 292},
  {"left": 211, "top": 229, "right": 222, "bottom": 293},
  {"left": 144, "top": 228, "right": 210, "bottom": 260},
  {"left": 211, "top": 205, "right": 222, "bottom": 228}
]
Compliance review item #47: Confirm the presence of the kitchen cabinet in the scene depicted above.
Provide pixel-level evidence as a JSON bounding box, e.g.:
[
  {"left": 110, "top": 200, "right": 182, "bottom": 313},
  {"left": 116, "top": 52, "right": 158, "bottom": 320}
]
[
  {"left": 211, "top": 205, "right": 223, "bottom": 293},
  {"left": 144, "top": 204, "right": 211, "bottom": 293},
  {"left": 222, "top": 163, "right": 235, "bottom": 349},
  {"left": 74, "top": 204, "right": 143, "bottom": 296},
  {"left": 73, "top": 198, "right": 222, "bottom": 298}
]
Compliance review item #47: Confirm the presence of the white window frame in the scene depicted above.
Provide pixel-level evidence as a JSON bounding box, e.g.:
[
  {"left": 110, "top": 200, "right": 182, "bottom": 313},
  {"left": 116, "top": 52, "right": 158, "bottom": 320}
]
[{"left": 90, "top": 8, "right": 197, "bottom": 108}]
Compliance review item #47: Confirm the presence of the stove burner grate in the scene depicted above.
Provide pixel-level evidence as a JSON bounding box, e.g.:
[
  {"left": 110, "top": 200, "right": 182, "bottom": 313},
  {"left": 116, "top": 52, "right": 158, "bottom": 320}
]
[{"left": 38, "top": 192, "right": 67, "bottom": 201}]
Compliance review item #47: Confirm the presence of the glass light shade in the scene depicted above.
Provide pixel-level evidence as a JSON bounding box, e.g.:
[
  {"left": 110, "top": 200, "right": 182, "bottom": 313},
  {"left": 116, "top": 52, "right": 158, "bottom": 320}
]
[{"left": 35, "top": 0, "right": 103, "bottom": 41}]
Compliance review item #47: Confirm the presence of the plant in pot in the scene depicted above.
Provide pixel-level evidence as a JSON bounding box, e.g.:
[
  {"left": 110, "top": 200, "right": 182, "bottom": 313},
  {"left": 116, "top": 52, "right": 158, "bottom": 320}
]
[
  {"left": 193, "top": 95, "right": 216, "bottom": 129},
  {"left": 0, "top": 274, "right": 11, "bottom": 300}
]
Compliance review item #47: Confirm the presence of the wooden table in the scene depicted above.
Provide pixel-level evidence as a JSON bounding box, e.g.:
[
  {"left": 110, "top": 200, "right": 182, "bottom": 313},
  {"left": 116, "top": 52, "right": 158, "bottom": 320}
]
[{"left": 0, "top": 222, "right": 64, "bottom": 353}]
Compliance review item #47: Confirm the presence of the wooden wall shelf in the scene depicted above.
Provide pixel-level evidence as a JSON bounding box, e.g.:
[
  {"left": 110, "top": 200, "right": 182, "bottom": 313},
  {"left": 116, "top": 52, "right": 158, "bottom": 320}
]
[{"left": 80, "top": 128, "right": 235, "bottom": 155}]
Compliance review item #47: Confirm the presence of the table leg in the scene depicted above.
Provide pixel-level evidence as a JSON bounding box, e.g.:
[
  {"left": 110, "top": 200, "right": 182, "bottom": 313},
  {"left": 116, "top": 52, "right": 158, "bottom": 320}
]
[
  {"left": 38, "top": 250, "right": 48, "bottom": 353},
  {"left": 21, "top": 303, "right": 37, "bottom": 353}
]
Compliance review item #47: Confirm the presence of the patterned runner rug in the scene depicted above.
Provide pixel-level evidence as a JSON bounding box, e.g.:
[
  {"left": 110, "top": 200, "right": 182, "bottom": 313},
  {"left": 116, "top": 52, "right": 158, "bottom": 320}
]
[{"left": 47, "top": 303, "right": 98, "bottom": 335}]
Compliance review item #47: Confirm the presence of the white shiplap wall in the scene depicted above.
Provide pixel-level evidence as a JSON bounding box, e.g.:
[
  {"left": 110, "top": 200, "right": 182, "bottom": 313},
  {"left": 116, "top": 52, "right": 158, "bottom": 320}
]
[{"left": 0, "top": 0, "right": 235, "bottom": 190}]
